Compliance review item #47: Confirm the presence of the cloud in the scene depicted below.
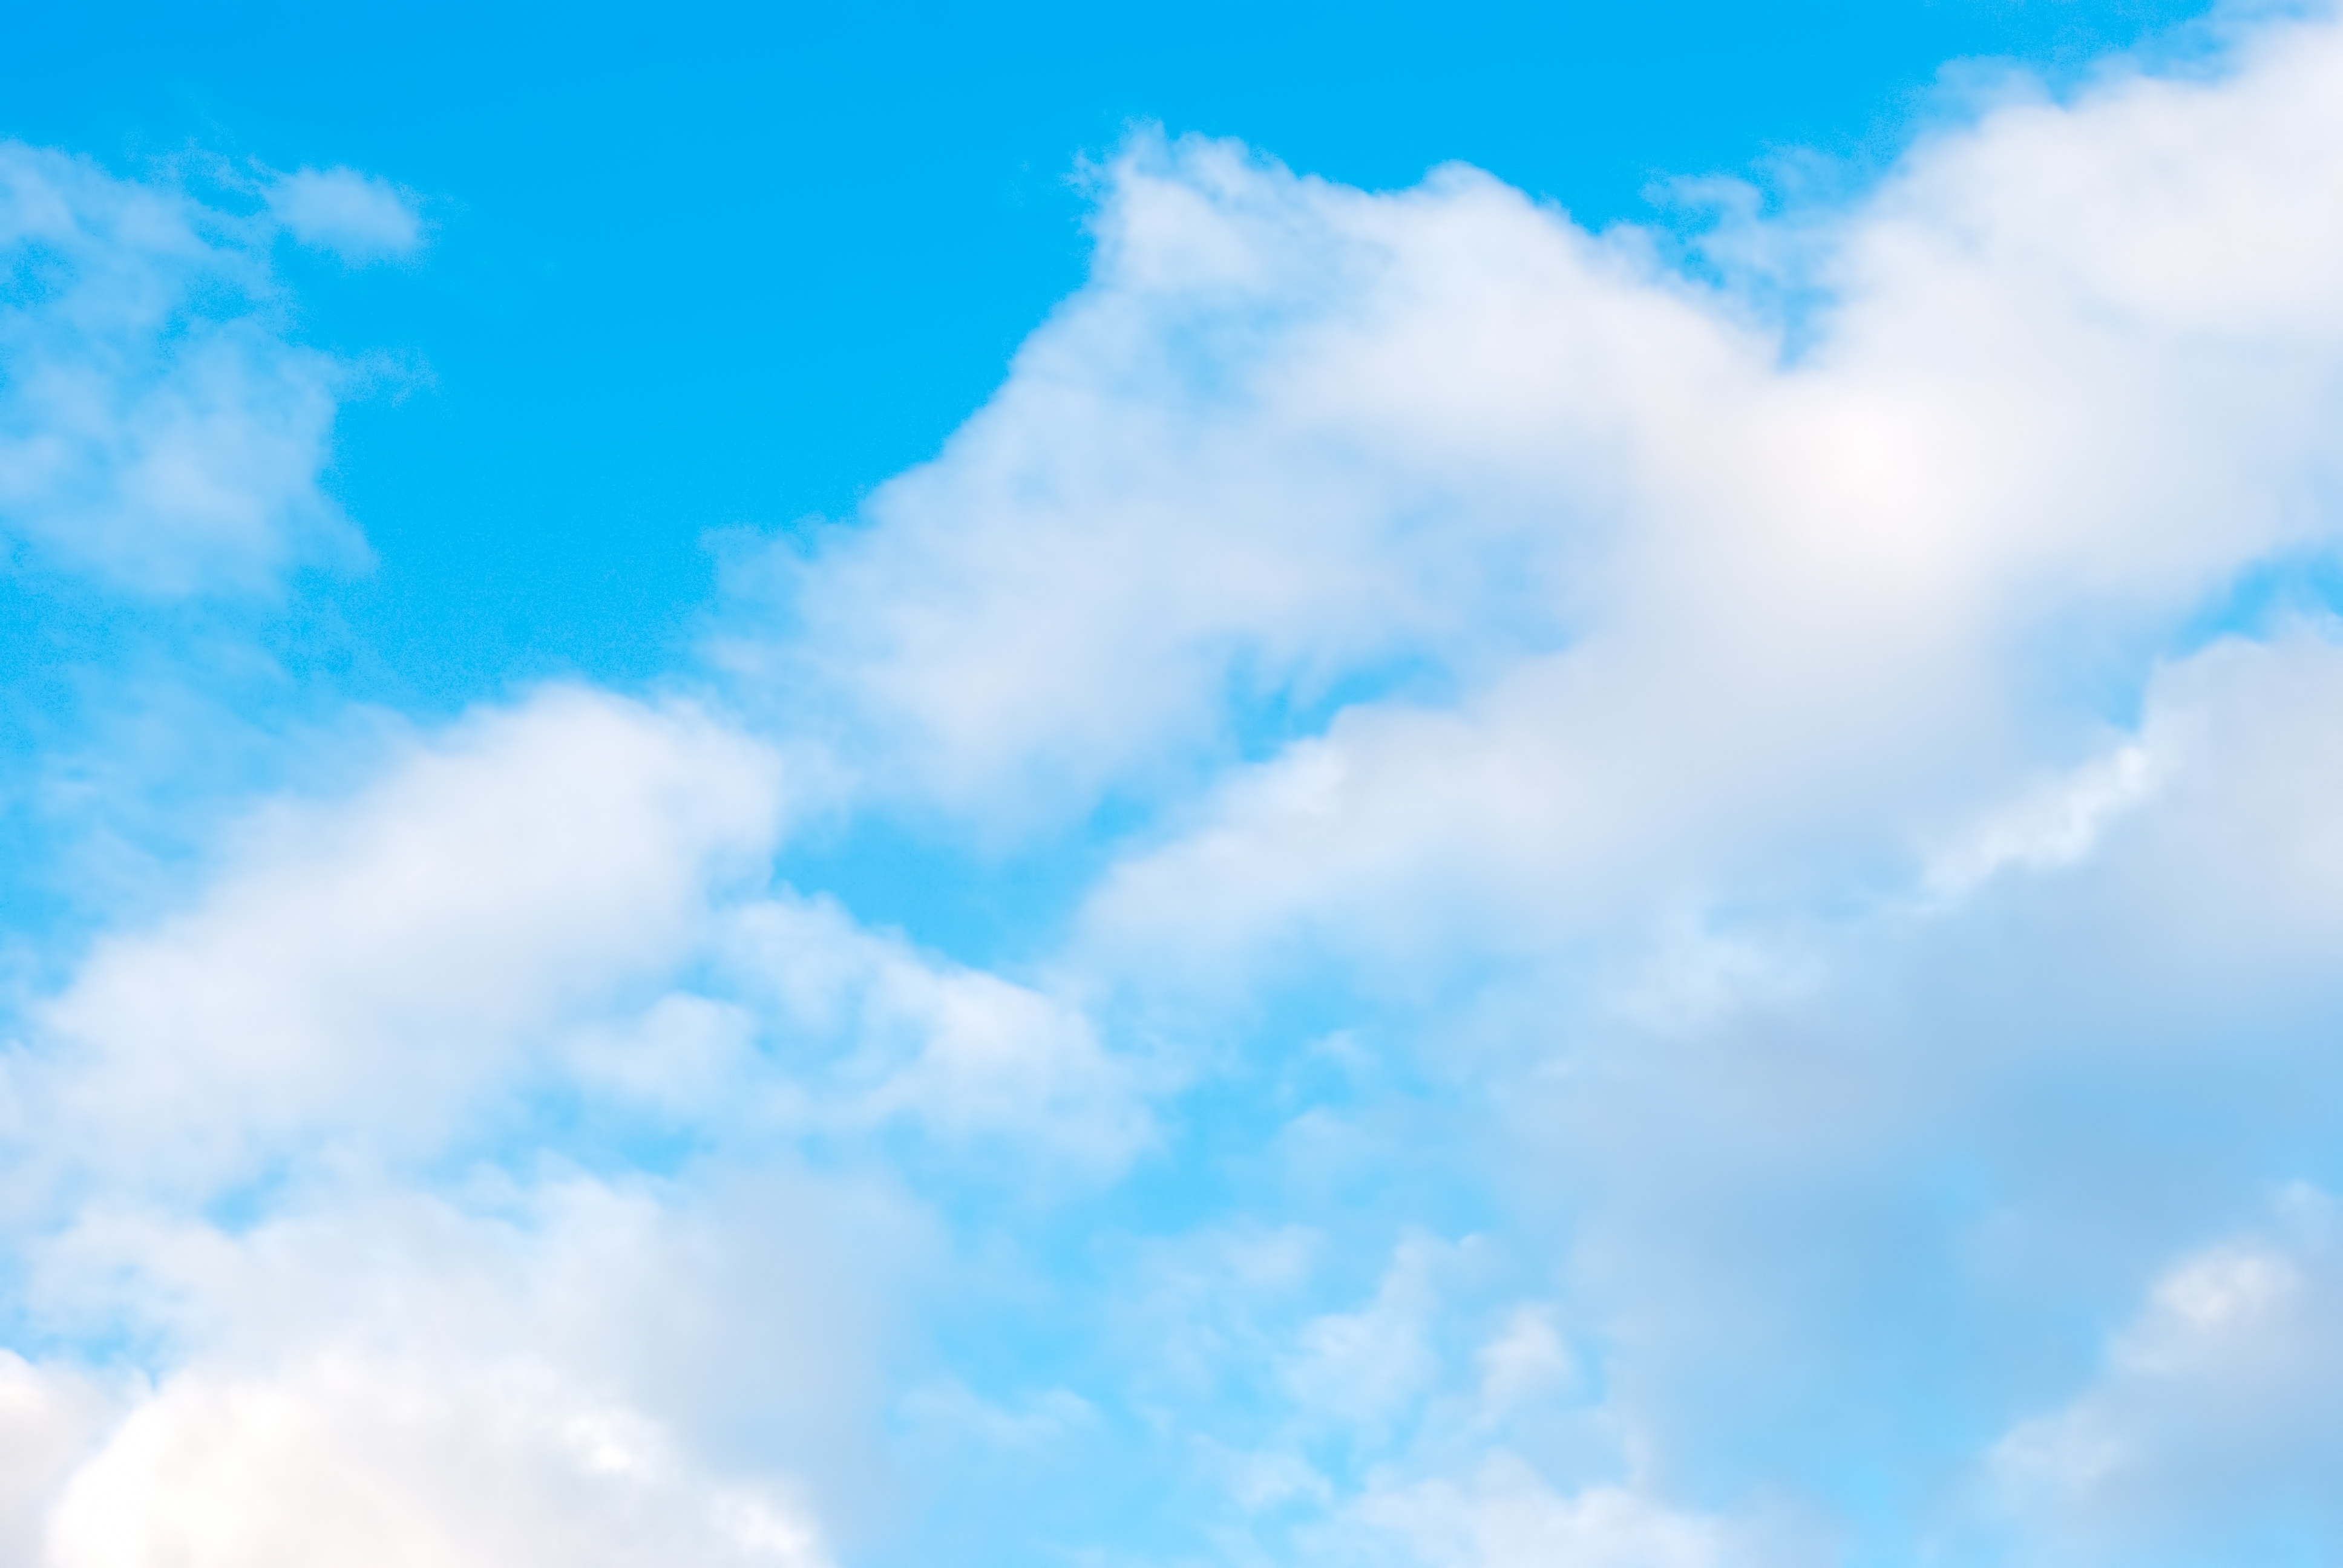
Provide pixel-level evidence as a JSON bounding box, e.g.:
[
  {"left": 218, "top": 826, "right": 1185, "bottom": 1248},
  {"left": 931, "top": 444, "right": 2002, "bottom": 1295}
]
[
  {"left": 18, "top": 1169, "right": 909, "bottom": 1568},
  {"left": 720, "top": 9, "right": 2343, "bottom": 991},
  {"left": 532, "top": 891, "right": 1155, "bottom": 1177},
  {"left": 717, "top": 143, "right": 1663, "bottom": 823},
  {"left": 1070, "top": 28, "right": 2343, "bottom": 984},
  {"left": 21, "top": 4, "right": 2343, "bottom": 1563},
  {"left": 1339, "top": 1460, "right": 1751, "bottom": 1568},
  {"left": 1984, "top": 1189, "right": 2343, "bottom": 1564},
  {"left": 0, "top": 668, "right": 1145, "bottom": 1558},
  {"left": 710, "top": 9, "right": 2343, "bottom": 1553},
  {"left": 265, "top": 167, "right": 425, "bottom": 263},
  {"left": 13, "top": 687, "right": 787, "bottom": 1198},
  {"left": 698, "top": 892, "right": 1153, "bottom": 1171},
  {"left": 0, "top": 1354, "right": 113, "bottom": 1566},
  {"left": 0, "top": 143, "right": 375, "bottom": 594},
  {"left": 45, "top": 1353, "right": 828, "bottom": 1568}
]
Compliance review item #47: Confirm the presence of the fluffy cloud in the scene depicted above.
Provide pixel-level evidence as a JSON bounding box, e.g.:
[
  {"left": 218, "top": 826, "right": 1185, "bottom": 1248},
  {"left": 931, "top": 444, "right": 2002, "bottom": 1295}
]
[
  {"left": 11, "top": 687, "right": 786, "bottom": 1197},
  {"left": 735, "top": 9, "right": 2343, "bottom": 988},
  {"left": 0, "top": 1354, "right": 113, "bottom": 1566},
  {"left": 695, "top": 892, "right": 1153, "bottom": 1169},
  {"left": 0, "top": 671, "right": 1144, "bottom": 1559},
  {"left": 0, "top": 143, "right": 375, "bottom": 593},
  {"left": 16, "top": 1169, "right": 911, "bottom": 1568},
  {"left": 19, "top": 4, "right": 2343, "bottom": 1563},
  {"left": 1081, "top": 42, "right": 2343, "bottom": 985},
  {"left": 712, "top": 8, "right": 2343, "bottom": 1554},
  {"left": 45, "top": 1353, "right": 826, "bottom": 1568}
]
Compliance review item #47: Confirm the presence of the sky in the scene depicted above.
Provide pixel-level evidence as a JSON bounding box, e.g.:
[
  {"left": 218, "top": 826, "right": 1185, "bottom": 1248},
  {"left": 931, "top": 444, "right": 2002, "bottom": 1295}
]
[{"left": 8, "top": 1, "right": 2343, "bottom": 1564}]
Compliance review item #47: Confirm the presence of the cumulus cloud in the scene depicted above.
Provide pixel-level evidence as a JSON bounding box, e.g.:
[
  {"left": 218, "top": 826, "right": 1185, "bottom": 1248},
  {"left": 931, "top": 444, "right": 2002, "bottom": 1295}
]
[
  {"left": 16, "top": 1168, "right": 911, "bottom": 1568},
  {"left": 0, "top": 143, "right": 376, "bottom": 593},
  {"left": 1339, "top": 1461, "right": 1751, "bottom": 1568},
  {"left": 0, "top": 1354, "right": 113, "bottom": 1564},
  {"left": 707, "top": 8, "right": 2343, "bottom": 1555},
  {"left": 21, "top": 4, "right": 2343, "bottom": 1563},
  {"left": 0, "top": 670, "right": 1148, "bottom": 1558},
  {"left": 728, "top": 8, "right": 2343, "bottom": 988},
  {"left": 46, "top": 1353, "right": 828, "bottom": 1568},
  {"left": 11, "top": 687, "right": 787, "bottom": 1198}
]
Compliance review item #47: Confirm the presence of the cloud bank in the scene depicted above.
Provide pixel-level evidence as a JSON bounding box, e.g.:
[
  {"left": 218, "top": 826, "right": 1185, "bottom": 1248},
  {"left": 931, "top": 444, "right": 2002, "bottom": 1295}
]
[{"left": 15, "top": 5, "right": 2343, "bottom": 1563}]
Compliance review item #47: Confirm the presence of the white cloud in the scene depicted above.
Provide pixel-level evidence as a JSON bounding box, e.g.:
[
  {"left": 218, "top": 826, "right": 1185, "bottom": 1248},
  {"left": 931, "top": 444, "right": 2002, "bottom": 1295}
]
[
  {"left": 15, "top": 686, "right": 787, "bottom": 1198},
  {"left": 15, "top": 1168, "right": 905, "bottom": 1568},
  {"left": 2, "top": 664, "right": 1152, "bottom": 1245},
  {"left": 1281, "top": 1232, "right": 1449, "bottom": 1438},
  {"left": 701, "top": 892, "right": 1153, "bottom": 1171},
  {"left": 0, "top": 1354, "right": 115, "bottom": 1566},
  {"left": 0, "top": 143, "right": 371, "bottom": 593},
  {"left": 44, "top": 1353, "right": 828, "bottom": 1568},
  {"left": 549, "top": 896, "right": 1155, "bottom": 1174},
  {"left": 717, "top": 10, "right": 2343, "bottom": 1000},
  {"left": 720, "top": 141, "right": 1671, "bottom": 825},
  {"left": 266, "top": 166, "right": 424, "bottom": 263},
  {"left": 0, "top": 664, "right": 1153, "bottom": 1558}
]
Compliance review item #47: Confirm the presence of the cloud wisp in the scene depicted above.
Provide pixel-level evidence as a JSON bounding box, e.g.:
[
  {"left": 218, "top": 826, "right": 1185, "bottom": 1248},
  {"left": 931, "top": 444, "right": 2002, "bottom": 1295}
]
[
  {"left": 0, "top": 144, "right": 412, "bottom": 595},
  {"left": 264, "top": 166, "right": 426, "bottom": 264}
]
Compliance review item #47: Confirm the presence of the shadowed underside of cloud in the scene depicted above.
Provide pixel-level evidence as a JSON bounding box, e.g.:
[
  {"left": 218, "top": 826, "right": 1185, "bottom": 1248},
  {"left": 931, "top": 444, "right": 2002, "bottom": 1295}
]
[{"left": 13, "top": 5, "right": 2343, "bottom": 1564}]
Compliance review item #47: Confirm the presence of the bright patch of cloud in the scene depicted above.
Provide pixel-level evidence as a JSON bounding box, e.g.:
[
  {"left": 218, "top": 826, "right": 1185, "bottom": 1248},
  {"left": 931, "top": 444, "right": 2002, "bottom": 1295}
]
[
  {"left": 45, "top": 1353, "right": 828, "bottom": 1568},
  {"left": 20, "top": 1171, "right": 900, "bottom": 1568},
  {"left": 15, "top": 687, "right": 786, "bottom": 1198},
  {"left": 0, "top": 1354, "right": 113, "bottom": 1564}
]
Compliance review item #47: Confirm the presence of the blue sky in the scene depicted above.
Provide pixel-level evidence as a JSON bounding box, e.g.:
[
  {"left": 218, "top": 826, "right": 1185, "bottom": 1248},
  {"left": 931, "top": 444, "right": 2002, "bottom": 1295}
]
[{"left": 11, "top": 2, "right": 2343, "bottom": 1566}]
